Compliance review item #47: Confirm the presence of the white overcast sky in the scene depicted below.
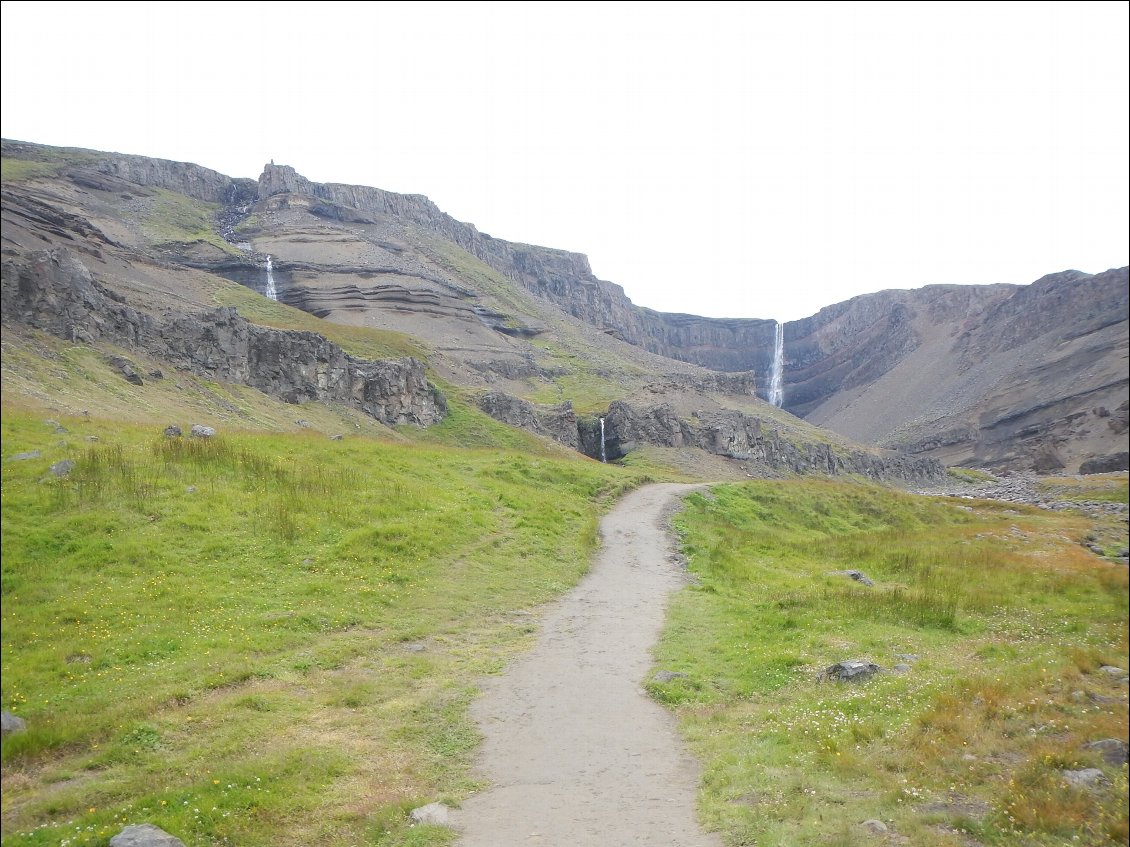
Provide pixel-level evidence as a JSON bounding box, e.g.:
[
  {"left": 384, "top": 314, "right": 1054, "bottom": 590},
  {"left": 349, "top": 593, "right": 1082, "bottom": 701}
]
[{"left": 2, "top": 1, "right": 1127, "bottom": 320}]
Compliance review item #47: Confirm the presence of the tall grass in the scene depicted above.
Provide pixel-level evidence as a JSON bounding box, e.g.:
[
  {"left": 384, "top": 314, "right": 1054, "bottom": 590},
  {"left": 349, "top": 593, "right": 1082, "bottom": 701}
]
[
  {"left": 1, "top": 410, "right": 642, "bottom": 846},
  {"left": 654, "top": 480, "right": 1129, "bottom": 846}
]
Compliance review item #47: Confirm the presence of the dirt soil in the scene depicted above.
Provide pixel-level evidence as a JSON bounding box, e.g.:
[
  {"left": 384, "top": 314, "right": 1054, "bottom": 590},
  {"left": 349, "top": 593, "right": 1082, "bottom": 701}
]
[{"left": 450, "top": 483, "right": 722, "bottom": 846}]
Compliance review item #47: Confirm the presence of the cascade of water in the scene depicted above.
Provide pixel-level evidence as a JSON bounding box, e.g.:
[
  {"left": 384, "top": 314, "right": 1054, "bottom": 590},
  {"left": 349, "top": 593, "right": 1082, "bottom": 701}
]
[
  {"left": 599, "top": 417, "right": 607, "bottom": 463},
  {"left": 768, "top": 320, "right": 784, "bottom": 407},
  {"left": 264, "top": 255, "right": 278, "bottom": 301}
]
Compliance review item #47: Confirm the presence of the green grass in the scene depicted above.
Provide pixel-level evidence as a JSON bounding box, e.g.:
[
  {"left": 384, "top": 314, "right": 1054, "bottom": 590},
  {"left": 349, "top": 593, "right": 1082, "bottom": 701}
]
[
  {"left": 210, "top": 282, "right": 425, "bottom": 361},
  {"left": 0, "top": 409, "right": 645, "bottom": 846},
  {"left": 1, "top": 159, "right": 68, "bottom": 182},
  {"left": 653, "top": 480, "right": 1129, "bottom": 846},
  {"left": 140, "top": 189, "right": 240, "bottom": 255}
]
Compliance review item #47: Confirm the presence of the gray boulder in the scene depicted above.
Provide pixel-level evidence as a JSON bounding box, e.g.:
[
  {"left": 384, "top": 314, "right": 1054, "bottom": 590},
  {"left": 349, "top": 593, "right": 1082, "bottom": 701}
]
[
  {"left": 1083, "top": 738, "right": 1128, "bottom": 766},
  {"left": 109, "top": 824, "right": 186, "bottom": 847},
  {"left": 189, "top": 424, "right": 216, "bottom": 439},
  {"left": 9, "top": 450, "right": 40, "bottom": 461},
  {"left": 1, "top": 711, "right": 27, "bottom": 735},
  {"left": 163, "top": 425, "right": 182, "bottom": 438},
  {"left": 822, "top": 659, "right": 881, "bottom": 682},
  {"left": 49, "top": 459, "right": 75, "bottom": 477},
  {"left": 409, "top": 802, "right": 450, "bottom": 825},
  {"left": 1062, "top": 768, "right": 1108, "bottom": 789}
]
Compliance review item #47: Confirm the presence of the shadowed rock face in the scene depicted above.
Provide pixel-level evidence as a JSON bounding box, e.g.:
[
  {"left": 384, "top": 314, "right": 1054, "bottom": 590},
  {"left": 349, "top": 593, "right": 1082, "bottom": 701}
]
[{"left": 0, "top": 249, "right": 445, "bottom": 426}]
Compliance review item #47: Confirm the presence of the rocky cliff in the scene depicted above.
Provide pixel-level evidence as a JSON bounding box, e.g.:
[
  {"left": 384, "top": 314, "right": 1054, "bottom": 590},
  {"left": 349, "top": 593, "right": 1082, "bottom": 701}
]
[{"left": 0, "top": 249, "right": 445, "bottom": 426}]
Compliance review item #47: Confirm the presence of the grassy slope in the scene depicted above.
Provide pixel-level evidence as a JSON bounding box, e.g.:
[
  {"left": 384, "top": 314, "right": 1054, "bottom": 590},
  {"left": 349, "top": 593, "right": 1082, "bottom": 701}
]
[
  {"left": 0, "top": 405, "right": 648, "bottom": 847},
  {"left": 654, "top": 480, "right": 1129, "bottom": 846}
]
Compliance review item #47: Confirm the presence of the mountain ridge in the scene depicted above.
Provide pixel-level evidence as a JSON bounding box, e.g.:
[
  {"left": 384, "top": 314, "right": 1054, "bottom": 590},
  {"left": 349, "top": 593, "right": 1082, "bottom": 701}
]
[{"left": 2, "top": 139, "right": 1126, "bottom": 474}]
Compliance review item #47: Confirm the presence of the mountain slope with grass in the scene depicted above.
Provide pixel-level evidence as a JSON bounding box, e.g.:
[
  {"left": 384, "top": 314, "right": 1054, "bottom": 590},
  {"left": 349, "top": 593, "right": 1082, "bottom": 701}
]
[{"left": 2, "top": 140, "right": 1127, "bottom": 847}]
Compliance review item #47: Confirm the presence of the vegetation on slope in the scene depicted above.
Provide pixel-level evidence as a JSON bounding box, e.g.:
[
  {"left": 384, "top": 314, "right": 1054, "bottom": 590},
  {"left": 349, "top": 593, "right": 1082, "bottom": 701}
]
[
  {"left": 0, "top": 409, "right": 644, "bottom": 847},
  {"left": 654, "top": 480, "right": 1129, "bottom": 846}
]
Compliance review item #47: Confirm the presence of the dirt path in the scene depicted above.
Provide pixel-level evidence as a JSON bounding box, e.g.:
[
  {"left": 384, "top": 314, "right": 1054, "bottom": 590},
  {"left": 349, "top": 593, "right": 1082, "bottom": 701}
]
[{"left": 450, "top": 483, "right": 722, "bottom": 846}]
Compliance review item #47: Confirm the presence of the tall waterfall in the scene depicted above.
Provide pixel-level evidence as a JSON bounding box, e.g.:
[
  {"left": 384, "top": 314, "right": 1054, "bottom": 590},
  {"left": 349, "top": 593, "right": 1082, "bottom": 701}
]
[
  {"left": 768, "top": 321, "right": 784, "bottom": 408},
  {"left": 599, "top": 417, "right": 607, "bottom": 463},
  {"left": 264, "top": 255, "right": 278, "bottom": 301}
]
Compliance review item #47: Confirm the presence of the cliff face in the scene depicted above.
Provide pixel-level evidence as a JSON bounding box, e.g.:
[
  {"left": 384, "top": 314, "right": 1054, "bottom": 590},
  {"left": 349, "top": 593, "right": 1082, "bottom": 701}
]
[
  {"left": 4, "top": 141, "right": 1124, "bottom": 475},
  {"left": 0, "top": 249, "right": 445, "bottom": 426}
]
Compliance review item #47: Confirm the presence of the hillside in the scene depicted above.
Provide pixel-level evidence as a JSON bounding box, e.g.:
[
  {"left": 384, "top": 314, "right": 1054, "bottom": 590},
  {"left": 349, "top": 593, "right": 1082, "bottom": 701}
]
[{"left": 0, "top": 139, "right": 942, "bottom": 484}]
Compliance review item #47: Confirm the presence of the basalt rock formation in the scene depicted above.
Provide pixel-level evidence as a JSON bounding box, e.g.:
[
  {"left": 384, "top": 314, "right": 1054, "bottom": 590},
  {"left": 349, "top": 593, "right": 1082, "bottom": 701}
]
[
  {"left": 1, "top": 249, "right": 445, "bottom": 426},
  {"left": 2, "top": 140, "right": 1124, "bottom": 475}
]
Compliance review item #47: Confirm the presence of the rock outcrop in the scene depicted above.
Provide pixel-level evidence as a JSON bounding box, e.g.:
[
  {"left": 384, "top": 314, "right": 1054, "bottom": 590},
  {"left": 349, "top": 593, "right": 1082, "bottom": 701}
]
[
  {"left": 476, "top": 392, "right": 944, "bottom": 483},
  {"left": 0, "top": 249, "right": 445, "bottom": 426}
]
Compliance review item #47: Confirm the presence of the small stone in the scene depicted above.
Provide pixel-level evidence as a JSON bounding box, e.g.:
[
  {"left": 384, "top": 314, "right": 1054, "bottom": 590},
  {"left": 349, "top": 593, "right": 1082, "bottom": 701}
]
[
  {"left": 860, "top": 819, "right": 888, "bottom": 834},
  {"left": 1099, "top": 665, "right": 1126, "bottom": 677},
  {"left": 295, "top": 419, "right": 312, "bottom": 428},
  {"left": 961, "top": 752, "right": 978, "bottom": 761},
  {"left": 189, "top": 424, "right": 216, "bottom": 439},
  {"left": 85, "top": 435, "right": 99, "bottom": 442},
  {"left": 148, "top": 369, "right": 164, "bottom": 379},
  {"left": 9, "top": 450, "right": 41, "bottom": 461},
  {"left": 109, "top": 824, "right": 187, "bottom": 847},
  {"left": 44, "top": 419, "right": 67, "bottom": 433},
  {"left": 409, "top": 802, "right": 450, "bottom": 826},
  {"left": 1062, "top": 768, "right": 1107, "bottom": 789},
  {"left": 185, "top": 486, "right": 197, "bottom": 494},
  {"left": 1082, "top": 738, "right": 1129, "bottom": 766},
  {"left": 892, "top": 663, "right": 912, "bottom": 674},
  {"left": 163, "top": 425, "right": 182, "bottom": 438},
  {"left": 652, "top": 670, "right": 689, "bottom": 683},
  {"left": 847, "top": 569, "right": 875, "bottom": 586},
  {"left": 329, "top": 434, "right": 344, "bottom": 441},
  {"left": 1, "top": 711, "right": 27, "bottom": 735},
  {"left": 49, "top": 459, "right": 75, "bottom": 477}
]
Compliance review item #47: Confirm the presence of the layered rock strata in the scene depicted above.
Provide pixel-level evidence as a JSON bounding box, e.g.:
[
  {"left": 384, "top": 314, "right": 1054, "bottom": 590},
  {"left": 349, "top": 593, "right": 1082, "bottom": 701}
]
[{"left": 0, "top": 249, "right": 445, "bottom": 426}]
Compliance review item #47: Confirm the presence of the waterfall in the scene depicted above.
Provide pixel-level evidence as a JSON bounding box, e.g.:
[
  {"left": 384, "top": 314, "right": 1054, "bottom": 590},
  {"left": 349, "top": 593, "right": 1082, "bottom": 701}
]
[
  {"left": 599, "top": 417, "right": 607, "bottom": 463},
  {"left": 768, "top": 321, "right": 784, "bottom": 407},
  {"left": 264, "top": 255, "right": 278, "bottom": 301}
]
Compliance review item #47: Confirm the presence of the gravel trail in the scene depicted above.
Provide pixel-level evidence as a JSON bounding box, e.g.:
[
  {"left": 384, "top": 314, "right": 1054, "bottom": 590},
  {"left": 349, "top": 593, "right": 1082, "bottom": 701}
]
[{"left": 450, "top": 483, "right": 721, "bottom": 846}]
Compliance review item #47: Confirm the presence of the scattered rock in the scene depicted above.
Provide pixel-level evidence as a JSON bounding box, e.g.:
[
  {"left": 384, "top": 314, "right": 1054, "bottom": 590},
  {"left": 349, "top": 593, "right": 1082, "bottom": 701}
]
[
  {"left": 295, "top": 419, "right": 312, "bottom": 428},
  {"left": 44, "top": 419, "right": 67, "bottom": 434},
  {"left": 1098, "top": 665, "right": 1126, "bottom": 677},
  {"left": 107, "top": 355, "right": 143, "bottom": 385},
  {"left": 329, "top": 434, "right": 344, "bottom": 441},
  {"left": 409, "top": 802, "right": 450, "bottom": 826},
  {"left": 860, "top": 819, "right": 888, "bottom": 834},
  {"left": 49, "top": 459, "right": 75, "bottom": 477},
  {"left": 892, "top": 663, "right": 912, "bottom": 674},
  {"left": 85, "top": 435, "right": 99, "bottom": 442},
  {"left": 148, "top": 369, "right": 164, "bottom": 379},
  {"left": 1, "top": 711, "right": 27, "bottom": 735},
  {"left": 402, "top": 641, "right": 428, "bottom": 654},
  {"left": 109, "top": 824, "right": 186, "bottom": 847},
  {"left": 163, "top": 425, "right": 182, "bottom": 438},
  {"left": 830, "top": 569, "right": 875, "bottom": 586},
  {"left": 1062, "top": 768, "right": 1108, "bottom": 789},
  {"left": 1082, "top": 738, "right": 1129, "bottom": 766},
  {"left": 822, "top": 660, "right": 881, "bottom": 682},
  {"left": 652, "top": 670, "right": 689, "bottom": 683},
  {"left": 9, "top": 450, "right": 40, "bottom": 461},
  {"left": 895, "top": 653, "right": 919, "bottom": 662},
  {"left": 189, "top": 424, "right": 215, "bottom": 439},
  {"left": 186, "top": 485, "right": 197, "bottom": 494}
]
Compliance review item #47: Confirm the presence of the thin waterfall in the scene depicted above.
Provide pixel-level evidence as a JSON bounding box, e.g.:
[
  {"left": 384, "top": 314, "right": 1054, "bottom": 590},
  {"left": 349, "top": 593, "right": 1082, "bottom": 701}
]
[
  {"left": 599, "top": 417, "right": 607, "bottom": 463},
  {"left": 768, "top": 321, "right": 784, "bottom": 407},
  {"left": 264, "top": 255, "right": 278, "bottom": 301}
]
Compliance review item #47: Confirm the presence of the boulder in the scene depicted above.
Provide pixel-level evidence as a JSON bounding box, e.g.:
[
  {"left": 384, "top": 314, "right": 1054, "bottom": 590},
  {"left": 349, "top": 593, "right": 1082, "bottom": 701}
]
[
  {"left": 1083, "top": 738, "right": 1128, "bottom": 766},
  {"left": 822, "top": 660, "right": 881, "bottom": 682},
  {"left": 9, "top": 450, "right": 40, "bottom": 461},
  {"left": 163, "top": 425, "right": 182, "bottom": 438},
  {"left": 1, "top": 711, "right": 27, "bottom": 735},
  {"left": 189, "top": 425, "right": 216, "bottom": 438},
  {"left": 1062, "top": 768, "right": 1108, "bottom": 789},
  {"left": 49, "top": 459, "right": 75, "bottom": 477},
  {"left": 409, "top": 802, "right": 450, "bottom": 826},
  {"left": 109, "top": 824, "right": 186, "bottom": 847}
]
